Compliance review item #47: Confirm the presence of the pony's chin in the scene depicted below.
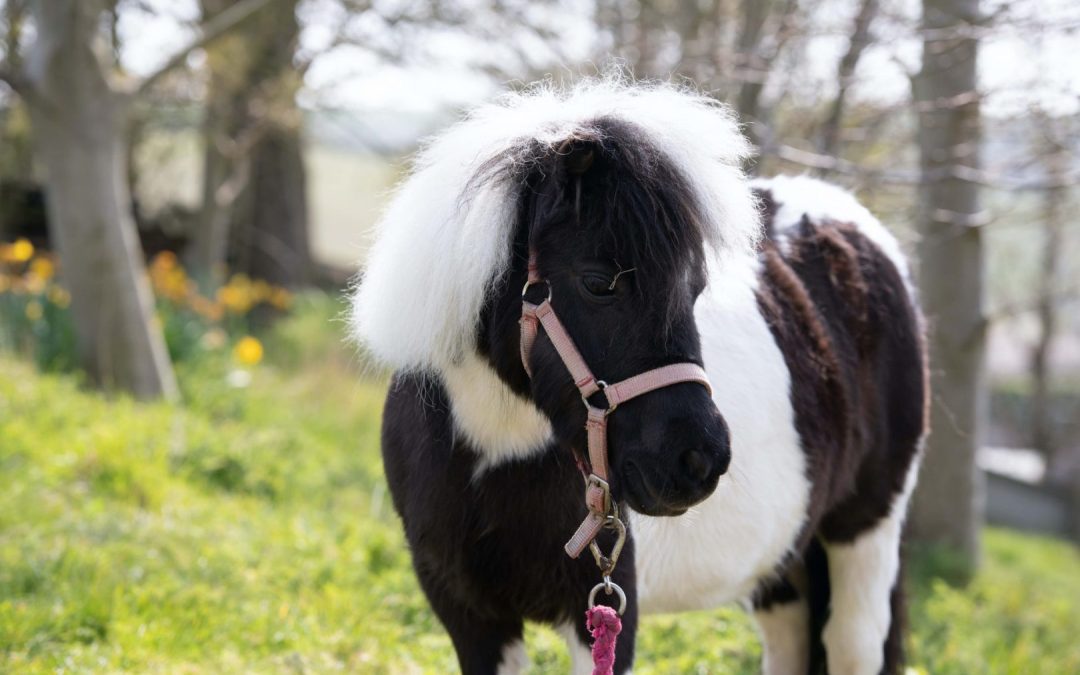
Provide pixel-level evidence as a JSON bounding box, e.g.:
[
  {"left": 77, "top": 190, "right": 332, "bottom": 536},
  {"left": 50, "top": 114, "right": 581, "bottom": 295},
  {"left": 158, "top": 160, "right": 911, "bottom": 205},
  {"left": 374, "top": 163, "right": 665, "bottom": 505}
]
[
  {"left": 628, "top": 502, "right": 690, "bottom": 517},
  {"left": 619, "top": 467, "right": 700, "bottom": 517}
]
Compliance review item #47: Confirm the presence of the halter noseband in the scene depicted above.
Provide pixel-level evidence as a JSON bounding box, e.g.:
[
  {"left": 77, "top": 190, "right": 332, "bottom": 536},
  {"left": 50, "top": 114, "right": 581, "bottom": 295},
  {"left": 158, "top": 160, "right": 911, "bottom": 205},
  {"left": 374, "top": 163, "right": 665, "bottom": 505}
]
[{"left": 518, "top": 251, "right": 713, "bottom": 573}]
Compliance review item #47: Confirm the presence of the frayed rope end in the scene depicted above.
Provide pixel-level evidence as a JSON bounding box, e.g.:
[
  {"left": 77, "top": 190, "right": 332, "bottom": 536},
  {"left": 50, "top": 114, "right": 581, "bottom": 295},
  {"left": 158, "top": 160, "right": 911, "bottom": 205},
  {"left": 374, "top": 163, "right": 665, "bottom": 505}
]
[{"left": 585, "top": 605, "right": 622, "bottom": 675}]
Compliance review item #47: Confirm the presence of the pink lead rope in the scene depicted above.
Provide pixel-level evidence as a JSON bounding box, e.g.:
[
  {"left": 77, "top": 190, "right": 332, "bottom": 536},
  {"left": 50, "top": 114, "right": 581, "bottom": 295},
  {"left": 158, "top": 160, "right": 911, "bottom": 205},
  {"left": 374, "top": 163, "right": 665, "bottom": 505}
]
[
  {"left": 586, "top": 605, "right": 622, "bottom": 675},
  {"left": 519, "top": 251, "right": 713, "bottom": 673}
]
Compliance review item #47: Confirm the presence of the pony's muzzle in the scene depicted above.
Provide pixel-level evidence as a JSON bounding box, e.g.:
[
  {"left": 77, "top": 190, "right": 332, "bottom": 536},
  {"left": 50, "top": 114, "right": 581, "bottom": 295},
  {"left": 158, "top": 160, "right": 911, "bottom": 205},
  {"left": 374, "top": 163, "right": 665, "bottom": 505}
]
[{"left": 619, "top": 411, "right": 730, "bottom": 516}]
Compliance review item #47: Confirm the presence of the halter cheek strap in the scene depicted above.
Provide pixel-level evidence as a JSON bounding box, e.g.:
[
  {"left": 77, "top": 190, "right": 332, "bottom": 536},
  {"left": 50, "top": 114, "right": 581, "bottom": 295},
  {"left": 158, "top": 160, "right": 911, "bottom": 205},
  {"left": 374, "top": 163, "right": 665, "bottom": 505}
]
[{"left": 518, "top": 253, "right": 712, "bottom": 562}]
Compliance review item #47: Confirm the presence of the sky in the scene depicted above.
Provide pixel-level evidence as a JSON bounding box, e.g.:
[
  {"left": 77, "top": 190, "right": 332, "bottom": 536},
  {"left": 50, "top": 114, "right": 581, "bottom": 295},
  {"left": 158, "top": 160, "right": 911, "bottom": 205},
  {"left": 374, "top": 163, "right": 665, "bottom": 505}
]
[{"left": 116, "top": 0, "right": 1080, "bottom": 117}]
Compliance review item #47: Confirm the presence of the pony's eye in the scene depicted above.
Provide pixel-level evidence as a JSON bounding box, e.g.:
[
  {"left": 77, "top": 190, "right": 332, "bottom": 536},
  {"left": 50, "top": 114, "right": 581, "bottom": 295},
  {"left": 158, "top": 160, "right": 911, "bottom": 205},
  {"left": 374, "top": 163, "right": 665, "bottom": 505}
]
[{"left": 582, "top": 273, "right": 616, "bottom": 298}]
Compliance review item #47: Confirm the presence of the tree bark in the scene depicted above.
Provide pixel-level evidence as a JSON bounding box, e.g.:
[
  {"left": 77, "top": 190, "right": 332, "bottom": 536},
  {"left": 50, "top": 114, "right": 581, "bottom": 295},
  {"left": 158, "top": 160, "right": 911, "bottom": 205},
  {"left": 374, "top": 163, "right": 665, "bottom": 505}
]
[
  {"left": 24, "top": 0, "right": 178, "bottom": 399},
  {"left": 908, "top": 0, "right": 984, "bottom": 571},
  {"left": 1030, "top": 133, "right": 1066, "bottom": 460},
  {"left": 189, "top": 0, "right": 253, "bottom": 286},
  {"left": 235, "top": 122, "right": 309, "bottom": 288},
  {"left": 192, "top": 0, "right": 310, "bottom": 289}
]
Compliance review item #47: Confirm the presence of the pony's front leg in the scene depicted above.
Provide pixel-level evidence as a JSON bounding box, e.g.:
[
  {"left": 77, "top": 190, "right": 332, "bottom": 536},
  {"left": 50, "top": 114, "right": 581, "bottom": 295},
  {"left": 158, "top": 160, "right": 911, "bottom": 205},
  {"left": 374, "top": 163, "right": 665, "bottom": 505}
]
[
  {"left": 751, "top": 576, "right": 810, "bottom": 675},
  {"left": 439, "top": 609, "right": 527, "bottom": 675},
  {"left": 821, "top": 510, "right": 906, "bottom": 675},
  {"left": 414, "top": 570, "right": 527, "bottom": 674}
]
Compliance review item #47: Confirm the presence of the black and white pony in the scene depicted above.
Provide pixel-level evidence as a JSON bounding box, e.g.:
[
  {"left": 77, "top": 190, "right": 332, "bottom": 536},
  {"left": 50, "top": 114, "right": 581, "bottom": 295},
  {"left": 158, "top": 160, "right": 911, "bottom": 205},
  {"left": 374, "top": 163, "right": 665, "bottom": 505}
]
[{"left": 350, "top": 80, "right": 927, "bottom": 675}]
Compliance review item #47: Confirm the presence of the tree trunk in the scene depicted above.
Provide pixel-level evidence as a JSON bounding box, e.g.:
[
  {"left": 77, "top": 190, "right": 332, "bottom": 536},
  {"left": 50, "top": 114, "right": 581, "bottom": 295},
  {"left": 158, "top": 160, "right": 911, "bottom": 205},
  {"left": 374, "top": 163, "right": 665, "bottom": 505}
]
[
  {"left": 908, "top": 0, "right": 984, "bottom": 571},
  {"left": 25, "top": 0, "right": 177, "bottom": 399},
  {"left": 235, "top": 124, "right": 309, "bottom": 287},
  {"left": 189, "top": 0, "right": 251, "bottom": 286},
  {"left": 228, "top": 0, "right": 310, "bottom": 288},
  {"left": 1030, "top": 135, "right": 1066, "bottom": 460},
  {"left": 192, "top": 0, "right": 310, "bottom": 289}
]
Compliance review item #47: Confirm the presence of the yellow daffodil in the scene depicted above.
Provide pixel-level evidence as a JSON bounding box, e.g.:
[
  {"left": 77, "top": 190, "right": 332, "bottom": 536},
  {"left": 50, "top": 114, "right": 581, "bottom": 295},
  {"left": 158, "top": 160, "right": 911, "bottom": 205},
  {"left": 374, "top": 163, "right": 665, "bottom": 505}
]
[
  {"left": 152, "top": 251, "right": 178, "bottom": 270},
  {"left": 269, "top": 287, "right": 293, "bottom": 310},
  {"left": 47, "top": 285, "right": 71, "bottom": 308},
  {"left": 25, "top": 300, "right": 43, "bottom": 321},
  {"left": 12, "top": 238, "right": 33, "bottom": 262},
  {"left": 233, "top": 336, "right": 264, "bottom": 366},
  {"left": 218, "top": 284, "right": 254, "bottom": 314},
  {"left": 29, "top": 257, "right": 55, "bottom": 281},
  {"left": 1, "top": 238, "right": 34, "bottom": 263}
]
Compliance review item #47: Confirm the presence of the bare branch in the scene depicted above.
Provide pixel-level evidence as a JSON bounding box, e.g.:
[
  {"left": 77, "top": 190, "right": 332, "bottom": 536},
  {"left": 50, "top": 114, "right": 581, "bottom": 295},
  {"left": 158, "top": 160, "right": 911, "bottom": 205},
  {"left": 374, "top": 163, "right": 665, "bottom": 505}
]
[
  {"left": 772, "top": 144, "right": 919, "bottom": 184},
  {"left": 990, "top": 286, "right": 1080, "bottom": 323},
  {"left": 771, "top": 143, "right": 1080, "bottom": 191},
  {"left": 132, "top": 0, "right": 278, "bottom": 97},
  {"left": 818, "top": 0, "right": 880, "bottom": 157}
]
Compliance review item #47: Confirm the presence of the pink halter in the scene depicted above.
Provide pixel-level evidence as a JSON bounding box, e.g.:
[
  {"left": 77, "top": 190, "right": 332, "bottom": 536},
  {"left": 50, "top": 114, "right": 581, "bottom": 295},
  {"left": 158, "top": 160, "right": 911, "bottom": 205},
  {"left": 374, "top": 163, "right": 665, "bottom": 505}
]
[{"left": 518, "top": 252, "right": 713, "bottom": 561}]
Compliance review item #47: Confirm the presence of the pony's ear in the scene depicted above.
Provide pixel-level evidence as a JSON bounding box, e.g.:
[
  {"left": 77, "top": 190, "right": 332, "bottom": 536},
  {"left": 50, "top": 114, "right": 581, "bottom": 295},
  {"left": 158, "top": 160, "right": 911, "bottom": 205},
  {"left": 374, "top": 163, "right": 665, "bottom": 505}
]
[{"left": 558, "top": 139, "right": 596, "bottom": 175}]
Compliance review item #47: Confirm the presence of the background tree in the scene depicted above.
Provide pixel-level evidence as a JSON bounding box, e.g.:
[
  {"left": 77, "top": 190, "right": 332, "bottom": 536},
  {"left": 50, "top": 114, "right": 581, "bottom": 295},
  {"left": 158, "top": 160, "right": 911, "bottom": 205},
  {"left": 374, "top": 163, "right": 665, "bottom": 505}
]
[
  {"left": 908, "top": 0, "right": 985, "bottom": 571},
  {"left": 0, "top": 0, "right": 273, "bottom": 399},
  {"left": 1029, "top": 117, "right": 1070, "bottom": 463},
  {"left": 192, "top": 0, "right": 310, "bottom": 290}
]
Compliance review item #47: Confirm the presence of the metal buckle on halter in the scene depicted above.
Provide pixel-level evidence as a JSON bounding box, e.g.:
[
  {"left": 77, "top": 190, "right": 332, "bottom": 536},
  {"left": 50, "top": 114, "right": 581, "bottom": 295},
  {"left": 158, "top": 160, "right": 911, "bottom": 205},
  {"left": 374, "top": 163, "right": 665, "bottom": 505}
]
[
  {"left": 583, "top": 380, "right": 615, "bottom": 413},
  {"left": 521, "top": 278, "right": 552, "bottom": 302},
  {"left": 585, "top": 473, "right": 611, "bottom": 516}
]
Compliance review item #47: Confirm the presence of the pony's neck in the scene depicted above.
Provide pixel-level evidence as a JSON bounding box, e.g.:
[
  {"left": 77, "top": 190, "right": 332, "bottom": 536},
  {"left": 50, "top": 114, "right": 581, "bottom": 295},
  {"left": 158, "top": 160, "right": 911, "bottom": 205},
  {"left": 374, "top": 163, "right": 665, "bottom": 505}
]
[{"left": 441, "top": 351, "right": 553, "bottom": 471}]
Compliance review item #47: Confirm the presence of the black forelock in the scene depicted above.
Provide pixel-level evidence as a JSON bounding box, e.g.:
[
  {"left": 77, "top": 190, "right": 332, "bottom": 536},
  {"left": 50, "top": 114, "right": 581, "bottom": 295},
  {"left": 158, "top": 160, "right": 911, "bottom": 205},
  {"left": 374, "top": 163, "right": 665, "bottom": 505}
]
[{"left": 509, "top": 117, "right": 709, "bottom": 321}]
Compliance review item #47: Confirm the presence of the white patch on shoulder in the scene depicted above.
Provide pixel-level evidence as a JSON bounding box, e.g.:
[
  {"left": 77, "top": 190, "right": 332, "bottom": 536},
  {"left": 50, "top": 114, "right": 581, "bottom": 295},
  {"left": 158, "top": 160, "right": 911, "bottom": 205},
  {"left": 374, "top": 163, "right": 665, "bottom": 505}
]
[
  {"left": 556, "top": 622, "right": 594, "bottom": 675},
  {"left": 351, "top": 77, "right": 760, "bottom": 373},
  {"left": 754, "top": 599, "right": 810, "bottom": 675},
  {"left": 751, "top": 175, "right": 914, "bottom": 294},
  {"left": 633, "top": 257, "right": 810, "bottom": 613},
  {"left": 497, "top": 639, "right": 530, "bottom": 675},
  {"left": 441, "top": 352, "right": 552, "bottom": 472},
  {"left": 821, "top": 449, "right": 923, "bottom": 675}
]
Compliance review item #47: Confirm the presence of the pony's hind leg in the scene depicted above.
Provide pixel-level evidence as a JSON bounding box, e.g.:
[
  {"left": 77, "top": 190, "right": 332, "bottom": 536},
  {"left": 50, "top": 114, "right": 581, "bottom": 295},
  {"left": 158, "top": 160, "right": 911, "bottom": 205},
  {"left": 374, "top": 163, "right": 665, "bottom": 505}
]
[{"left": 751, "top": 573, "right": 811, "bottom": 675}]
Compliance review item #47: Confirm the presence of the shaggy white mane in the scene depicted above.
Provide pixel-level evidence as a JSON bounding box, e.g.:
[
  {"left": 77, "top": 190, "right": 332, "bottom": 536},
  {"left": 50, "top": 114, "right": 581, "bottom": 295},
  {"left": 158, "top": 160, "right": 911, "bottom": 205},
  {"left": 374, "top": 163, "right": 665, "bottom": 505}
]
[{"left": 350, "top": 77, "right": 761, "bottom": 371}]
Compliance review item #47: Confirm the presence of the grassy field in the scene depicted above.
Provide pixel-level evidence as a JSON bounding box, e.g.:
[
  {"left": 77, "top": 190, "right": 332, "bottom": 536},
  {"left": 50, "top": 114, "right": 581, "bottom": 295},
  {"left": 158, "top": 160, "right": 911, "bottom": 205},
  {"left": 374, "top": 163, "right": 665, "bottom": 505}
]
[{"left": 2, "top": 295, "right": 1079, "bottom": 674}]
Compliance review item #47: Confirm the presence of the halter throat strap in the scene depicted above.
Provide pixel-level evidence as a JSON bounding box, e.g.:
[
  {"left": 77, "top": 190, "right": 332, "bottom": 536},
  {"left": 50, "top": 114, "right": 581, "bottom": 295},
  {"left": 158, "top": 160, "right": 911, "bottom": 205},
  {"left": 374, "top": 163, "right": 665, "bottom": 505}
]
[{"left": 518, "top": 252, "right": 712, "bottom": 559}]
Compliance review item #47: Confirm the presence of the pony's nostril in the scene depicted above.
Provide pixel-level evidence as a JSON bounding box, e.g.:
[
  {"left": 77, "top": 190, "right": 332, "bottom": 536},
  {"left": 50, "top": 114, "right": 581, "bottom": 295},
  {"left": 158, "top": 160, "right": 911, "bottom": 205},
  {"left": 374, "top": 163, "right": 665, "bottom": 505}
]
[
  {"left": 681, "top": 448, "right": 713, "bottom": 484},
  {"left": 715, "top": 446, "right": 731, "bottom": 476}
]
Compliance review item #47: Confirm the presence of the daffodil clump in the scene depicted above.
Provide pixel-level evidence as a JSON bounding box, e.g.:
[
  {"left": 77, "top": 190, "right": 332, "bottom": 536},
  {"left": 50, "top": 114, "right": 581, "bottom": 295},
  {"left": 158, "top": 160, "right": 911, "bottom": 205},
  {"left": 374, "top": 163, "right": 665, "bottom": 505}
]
[
  {"left": 148, "top": 251, "right": 291, "bottom": 367},
  {"left": 1, "top": 241, "right": 293, "bottom": 373},
  {"left": 0, "top": 238, "right": 77, "bottom": 371}
]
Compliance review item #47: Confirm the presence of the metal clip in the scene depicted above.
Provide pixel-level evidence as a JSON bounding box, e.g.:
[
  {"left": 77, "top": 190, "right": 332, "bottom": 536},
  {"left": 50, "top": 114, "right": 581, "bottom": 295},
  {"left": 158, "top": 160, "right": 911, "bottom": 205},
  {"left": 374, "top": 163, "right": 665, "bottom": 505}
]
[{"left": 588, "top": 513, "right": 626, "bottom": 576}]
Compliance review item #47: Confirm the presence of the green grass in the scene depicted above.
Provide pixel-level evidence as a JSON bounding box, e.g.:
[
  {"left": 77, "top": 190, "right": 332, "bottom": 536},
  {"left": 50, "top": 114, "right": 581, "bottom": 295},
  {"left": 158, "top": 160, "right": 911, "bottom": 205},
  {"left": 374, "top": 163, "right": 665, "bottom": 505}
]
[{"left": 2, "top": 294, "right": 1079, "bottom": 673}]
